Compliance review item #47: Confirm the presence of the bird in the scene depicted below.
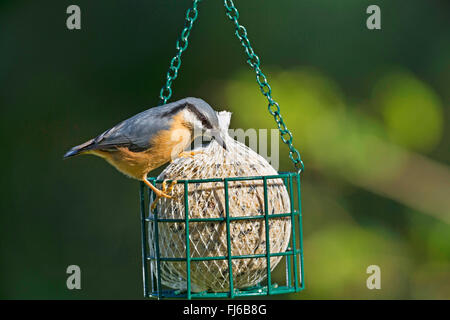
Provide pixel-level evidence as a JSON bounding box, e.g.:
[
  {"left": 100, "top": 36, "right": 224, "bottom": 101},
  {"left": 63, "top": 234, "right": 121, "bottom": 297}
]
[{"left": 64, "top": 97, "right": 227, "bottom": 208}]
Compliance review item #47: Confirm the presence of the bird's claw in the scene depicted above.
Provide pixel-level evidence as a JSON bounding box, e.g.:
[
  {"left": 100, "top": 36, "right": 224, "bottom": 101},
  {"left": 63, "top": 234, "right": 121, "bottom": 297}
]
[
  {"left": 150, "top": 180, "right": 177, "bottom": 211},
  {"left": 155, "top": 190, "right": 172, "bottom": 199}
]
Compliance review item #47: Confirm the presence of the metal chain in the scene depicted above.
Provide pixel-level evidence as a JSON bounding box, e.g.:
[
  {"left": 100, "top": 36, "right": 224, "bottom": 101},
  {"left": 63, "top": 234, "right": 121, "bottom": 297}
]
[
  {"left": 159, "top": 0, "right": 202, "bottom": 105},
  {"left": 223, "top": 0, "right": 304, "bottom": 171},
  {"left": 159, "top": 0, "right": 304, "bottom": 172}
]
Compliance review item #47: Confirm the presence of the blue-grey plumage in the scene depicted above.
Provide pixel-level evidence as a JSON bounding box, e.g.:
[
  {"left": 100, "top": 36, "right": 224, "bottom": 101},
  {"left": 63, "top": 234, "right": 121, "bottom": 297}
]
[
  {"left": 64, "top": 97, "right": 219, "bottom": 155},
  {"left": 64, "top": 97, "right": 227, "bottom": 200}
]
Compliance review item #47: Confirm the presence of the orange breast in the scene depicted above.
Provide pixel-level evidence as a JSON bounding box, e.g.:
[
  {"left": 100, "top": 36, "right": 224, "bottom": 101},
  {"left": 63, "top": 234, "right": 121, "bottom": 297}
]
[{"left": 94, "top": 113, "right": 193, "bottom": 180}]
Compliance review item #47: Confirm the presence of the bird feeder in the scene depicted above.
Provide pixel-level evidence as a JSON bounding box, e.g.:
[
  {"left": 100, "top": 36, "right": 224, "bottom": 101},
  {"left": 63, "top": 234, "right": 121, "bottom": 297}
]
[{"left": 139, "top": 0, "right": 304, "bottom": 299}]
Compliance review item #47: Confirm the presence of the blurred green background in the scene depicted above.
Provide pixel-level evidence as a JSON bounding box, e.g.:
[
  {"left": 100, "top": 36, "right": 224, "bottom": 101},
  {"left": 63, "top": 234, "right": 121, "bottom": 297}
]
[{"left": 1, "top": 0, "right": 449, "bottom": 299}]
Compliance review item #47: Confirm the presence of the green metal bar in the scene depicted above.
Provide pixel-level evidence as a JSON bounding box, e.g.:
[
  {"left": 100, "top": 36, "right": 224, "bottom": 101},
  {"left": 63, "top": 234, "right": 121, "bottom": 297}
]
[
  {"left": 283, "top": 172, "right": 292, "bottom": 288},
  {"left": 150, "top": 181, "right": 163, "bottom": 299},
  {"left": 150, "top": 173, "right": 294, "bottom": 184},
  {"left": 139, "top": 182, "right": 149, "bottom": 297},
  {"left": 146, "top": 211, "right": 299, "bottom": 223},
  {"left": 149, "top": 284, "right": 301, "bottom": 299},
  {"left": 184, "top": 181, "right": 192, "bottom": 299},
  {"left": 224, "top": 179, "right": 234, "bottom": 298},
  {"left": 147, "top": 183, "right": 155, "bottom": 294},
  {"left": 263, "top": 177, "right": 272, "bottom": 295},
  {"left": 289, "top": 174, "right": 299, "bottom": 290},
  {"left": 148, "top": 250, "right": 298, "bottom": 262},
  {"left": 296, "top": 172, "right": 305, "bottom": 290}
]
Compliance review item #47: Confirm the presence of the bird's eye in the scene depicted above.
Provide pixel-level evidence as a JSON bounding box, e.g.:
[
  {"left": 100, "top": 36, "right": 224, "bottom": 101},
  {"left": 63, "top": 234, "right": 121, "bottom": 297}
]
[
  {"left": 185, "top": 103, "right": 213, "bottom": 129},
  {"left": 199, "top": 115, "right": 212, "bottom": 129}
]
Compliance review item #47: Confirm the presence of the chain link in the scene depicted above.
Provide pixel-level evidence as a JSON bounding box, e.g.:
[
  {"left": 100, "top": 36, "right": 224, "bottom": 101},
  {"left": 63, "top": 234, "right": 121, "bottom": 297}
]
[
  {"left": 223, "top": 0, "right": 304, "bottom": 171},
  {"left": 159, "top": 0, "right": 202, "bottom": 105},
  {"left": 158, "top": 0, "right": 304, "bottom": 172}
]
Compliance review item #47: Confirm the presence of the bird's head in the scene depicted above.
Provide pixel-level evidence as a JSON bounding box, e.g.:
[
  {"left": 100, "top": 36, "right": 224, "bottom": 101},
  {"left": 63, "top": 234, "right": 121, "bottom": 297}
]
[{"left": 176, "top": 97, "right": 227, "bottom": 150}]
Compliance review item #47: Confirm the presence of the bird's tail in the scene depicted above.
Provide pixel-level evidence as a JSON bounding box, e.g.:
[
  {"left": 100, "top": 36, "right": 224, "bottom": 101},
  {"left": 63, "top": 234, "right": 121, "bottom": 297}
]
[{"left": 63, "top": 139, "right": 96, "bottom": 159}]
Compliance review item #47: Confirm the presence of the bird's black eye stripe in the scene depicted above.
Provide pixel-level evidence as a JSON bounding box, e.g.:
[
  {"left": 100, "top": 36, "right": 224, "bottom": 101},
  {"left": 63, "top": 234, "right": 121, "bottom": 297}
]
[
  {"left": 185, "top": 103, "right": 213, "bottom": 129},
  {"left": 162, "top": 102, "right": 213, "bottom": 129}
]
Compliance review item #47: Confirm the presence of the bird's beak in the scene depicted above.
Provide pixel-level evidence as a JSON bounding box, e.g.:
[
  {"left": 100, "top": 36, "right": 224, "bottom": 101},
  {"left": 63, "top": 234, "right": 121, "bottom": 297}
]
[{"left": 212, "top": 130, "right": 227, "bottom": 150}]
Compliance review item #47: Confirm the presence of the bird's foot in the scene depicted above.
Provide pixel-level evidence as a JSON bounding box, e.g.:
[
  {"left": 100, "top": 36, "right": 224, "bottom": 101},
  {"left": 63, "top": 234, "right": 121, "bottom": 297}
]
[
  {"left": 179, "top": 150, "right": 203, "bottom": 159},
  {"left": 150, "top": 179, "right": 177, "bottom": 211}
]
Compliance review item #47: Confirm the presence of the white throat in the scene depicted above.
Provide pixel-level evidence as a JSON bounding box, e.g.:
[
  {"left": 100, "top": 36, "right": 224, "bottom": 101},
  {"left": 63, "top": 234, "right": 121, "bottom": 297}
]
[{"left": 182, "top": 109, "right": 204, "bottom": 130}]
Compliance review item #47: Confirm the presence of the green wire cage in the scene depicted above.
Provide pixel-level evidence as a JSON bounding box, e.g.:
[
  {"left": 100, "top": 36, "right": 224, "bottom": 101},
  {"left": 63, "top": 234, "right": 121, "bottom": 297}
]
[
  {"left": 140, "top": 173, "right": 303, "bottom": 299},
  {"left": 138, "top": 0, "right": 305, "bottom": 299}
]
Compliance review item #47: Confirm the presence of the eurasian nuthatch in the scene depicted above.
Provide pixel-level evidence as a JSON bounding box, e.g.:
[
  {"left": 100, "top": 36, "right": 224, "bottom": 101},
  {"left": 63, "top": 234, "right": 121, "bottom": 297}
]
[{"left": 64, "top": 97, "right": 227, "bottom": 203}]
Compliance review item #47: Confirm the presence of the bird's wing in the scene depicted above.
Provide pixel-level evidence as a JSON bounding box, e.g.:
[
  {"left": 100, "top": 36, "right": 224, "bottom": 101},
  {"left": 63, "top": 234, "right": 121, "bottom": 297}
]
[{"left": 90, "top": 100, "right": 189, "bottom": 152}]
